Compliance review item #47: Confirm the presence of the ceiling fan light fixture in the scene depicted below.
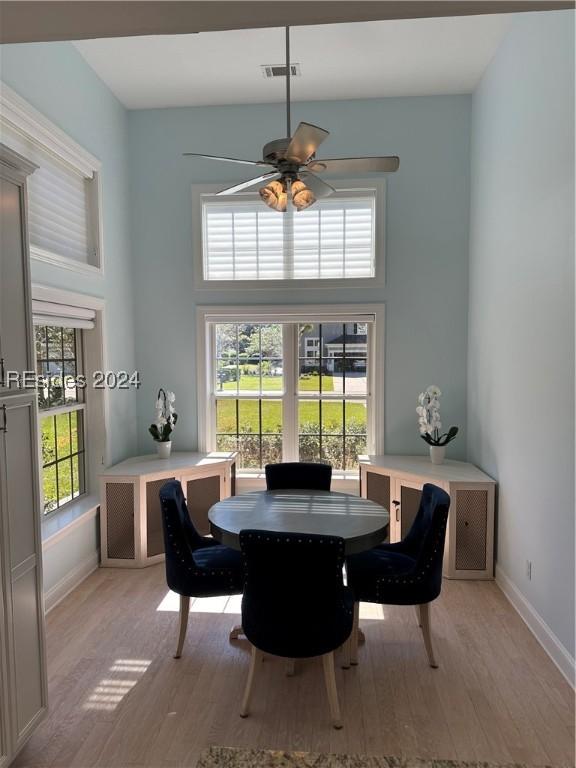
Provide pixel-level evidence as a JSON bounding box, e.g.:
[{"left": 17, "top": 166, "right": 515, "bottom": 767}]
[
  {"left": 183, "top": 26, "right": 399, "bottom": 207},
  {"left": 291, "top": 179, "right": 316, "bottom": 211},
  {"left": 259, "top": 179, "right": 287, "bottom": 212}
]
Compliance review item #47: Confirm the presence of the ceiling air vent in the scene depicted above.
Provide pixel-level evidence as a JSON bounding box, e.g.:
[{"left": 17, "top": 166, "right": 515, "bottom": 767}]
[{"left": 261, "top": 63, "right": 301, "bottom": 79}]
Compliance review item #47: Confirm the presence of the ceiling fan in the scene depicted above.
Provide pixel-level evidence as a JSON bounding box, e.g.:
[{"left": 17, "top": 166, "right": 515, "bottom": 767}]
[{"left": 183, "top": 27, "right": 399, "bottom": 212}]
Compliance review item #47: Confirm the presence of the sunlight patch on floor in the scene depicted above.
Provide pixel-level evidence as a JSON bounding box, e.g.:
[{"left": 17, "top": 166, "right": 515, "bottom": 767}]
[
  {"left": 359, "top": 602, "right": 387, "bottom": 620},
  {"left": 156, "top": 590, "right": 242, "bottom": 614},
  {"left": 83, "top": 660, "right": 151, "bottom": 711},
  {"left": 156, "top": 590, "right": 385, "bottom": 620}
]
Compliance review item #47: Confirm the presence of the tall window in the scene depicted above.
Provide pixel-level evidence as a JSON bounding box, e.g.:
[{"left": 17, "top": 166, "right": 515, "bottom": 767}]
[
  {"left": 35, "top": 325, "right": 86, "bottom": 514},
  {"left": 210, "top": 320, "right": 371, "bottom": 474}
]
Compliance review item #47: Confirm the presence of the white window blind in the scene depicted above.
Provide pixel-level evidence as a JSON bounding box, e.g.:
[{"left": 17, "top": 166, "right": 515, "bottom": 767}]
[
  {"left": 32, "top": 300, "right": 96, "bottom": 330},
  {"left": 1, "top": 124, "right": 94, "bottom": 264},
  {"left": 202, "top": 193, "right": 376, "bottom": 281}
]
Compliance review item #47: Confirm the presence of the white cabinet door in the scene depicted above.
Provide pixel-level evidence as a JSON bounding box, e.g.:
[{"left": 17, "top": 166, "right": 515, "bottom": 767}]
[
  {"left": 361, "top": 467, "right": 391, "bottom": 542},
  {"left": 0, "top": 176, "right": 32, "bottom": 392},
  {"left": 390, "top": 478, "right": 425, "bottom": 542},
  {"left": 181, "top": 469, "right": 225, "bottom": 536},
  {"left": 0, "top": 396, "right": 47, "bottom": 750},
  {"left": 0, "top": 538, "right": 11, "bottom": 768}
]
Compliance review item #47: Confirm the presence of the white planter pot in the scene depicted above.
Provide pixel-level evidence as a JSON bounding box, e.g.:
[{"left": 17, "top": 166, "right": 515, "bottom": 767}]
[
  {"left": 429, "top": 445, "right": 445, "bottom": 465},
  {"left": 157, "top": 441, "right": 172, "bottom": 459}
]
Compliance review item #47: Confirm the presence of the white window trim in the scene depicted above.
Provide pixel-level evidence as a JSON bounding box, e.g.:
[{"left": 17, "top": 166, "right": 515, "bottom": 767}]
[
  {"left": 196, "top": 304, "right": 385, "bottom": 475},
  {"left": 32, "top": 284, "right": 110, "bottom": 520},
  {"left": 191, "top": 179, "right": 386, "bottom": 291},
  {"left": 0, "top": 81, "right": 104, "bottom": 277}
]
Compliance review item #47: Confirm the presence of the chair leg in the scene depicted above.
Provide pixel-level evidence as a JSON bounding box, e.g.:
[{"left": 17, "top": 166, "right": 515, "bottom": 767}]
[
  {"left": 414, "top": 604, "right": 422, "bottom": 627},
  {"left": 240, "top": 645, "right": 261, "bottom": 718},
  {"left": 349, "top": 602, "right": 360, "bottom": 665},
  {"left": 229, "top": 624, "right": 243, "bottom": 641},
  {"left": 341, "top": 635, "right": 351, "bottom": 670},
  {"left": 322, "top": 652, "right": 343, "bottom": 729},
  {"left": 174, "top": 595, "right": 190, "bottom": 659},
  {"left": 419, "top": 603, "right": 438, "bottom": 668},
  {"left": 285, "top": 659, "right": 295, "bottom": 676}
]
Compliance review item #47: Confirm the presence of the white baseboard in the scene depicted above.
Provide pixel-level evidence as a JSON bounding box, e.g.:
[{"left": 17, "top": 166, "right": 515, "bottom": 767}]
[
  {"left": 44, "top": 552, "right": 99, "bottom": 613},
  {"left": 495, "top": 564, "right": 575, "bottom": 688}
]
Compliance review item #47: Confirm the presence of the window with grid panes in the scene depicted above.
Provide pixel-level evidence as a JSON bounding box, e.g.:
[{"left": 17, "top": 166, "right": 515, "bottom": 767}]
[
  {"left": 35, "top": 325, "right": 86, "bottom": 514},
  {"left": 212, "top": 321, "right": 369, "bottom": 473}
]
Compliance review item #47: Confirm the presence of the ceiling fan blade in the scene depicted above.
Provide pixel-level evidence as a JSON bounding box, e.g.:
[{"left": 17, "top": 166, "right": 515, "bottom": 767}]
[
  {"left": 215, "top": 172, "right": 280, "bottom": 196},
  {"left": 307, "top": 157, "right": 400, "bottom": 174},
  {"left": 183, "top": 152, "right": 274, "bottom": 169},
  {"left": 286, "top": 122, "right": 330, "bottom": 165},
  {"left": 299, "top": 171, "right": 335, "bottom": 200}
]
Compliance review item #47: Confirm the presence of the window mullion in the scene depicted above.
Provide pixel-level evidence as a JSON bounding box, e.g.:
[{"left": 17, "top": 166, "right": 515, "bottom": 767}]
[
  {"left": 284, "top": 209, "right": 294, "bottom": 280},
  {"left": 208, "top": 322, "right": 217, "bottom": 451},
  {"left": 367, "top": 322, "right": 375, "bottom": 454},
  {"left": 282, "top": 324, "right": 297, "bottom": 462},
  {"left": 40, "top": 402, "right": 86, "bottom": 418}
]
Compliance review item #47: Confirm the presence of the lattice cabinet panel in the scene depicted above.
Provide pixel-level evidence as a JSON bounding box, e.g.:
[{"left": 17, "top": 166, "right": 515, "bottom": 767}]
[
  {"left": 359, "top": 455, "right": 495, "bottom": 580},
  {"left": 454, "top": 489, "right": 488, "bottom": 571},
  {"left": 400, "top": 485, "right": 422, "bottom": 539},
  {"left": 146, "top": 478, "right": 175, "bottom": 557},
  {"left": 100, "top": 452, "right": 237, "bottom": 567},
  {"left": 185, "top": 475, "right": 221, "bottom": 536},
  {"left": 106, "top": 482, "right": 135, "bottom": 560}
]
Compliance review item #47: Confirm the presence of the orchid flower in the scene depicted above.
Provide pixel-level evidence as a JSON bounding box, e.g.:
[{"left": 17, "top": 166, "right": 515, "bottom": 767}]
[
  {"left": 416, "top": 385, "right": 458, "bottom": 447},
  {"left": 149, "top": 388, "right": 178, "bottom": 443}
]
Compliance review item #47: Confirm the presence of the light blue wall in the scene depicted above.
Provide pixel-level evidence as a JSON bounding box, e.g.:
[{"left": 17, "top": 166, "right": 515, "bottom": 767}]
[
  {"left": 468, "top": 11, "right": 575, "bottom": 657},
  {"left": 128, "top": 96, "right": 471, "bottom": 457},
  {"left": 1, "top": 42, "right": 138, "bottom": 463},
  {"left": 1, "top": 41, "right": 138, "bottom": 590}
]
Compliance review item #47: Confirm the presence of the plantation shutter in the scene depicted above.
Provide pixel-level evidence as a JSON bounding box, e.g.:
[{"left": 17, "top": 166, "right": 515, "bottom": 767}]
[
  {"left": 1, "top": 123, "right": 94, "bottom": 264},
  {"left": 202, "top": 193, "right": 375, "bottom": 281},
  {"left": 203, "top": 202, "right": 284, "bottom": 280}
]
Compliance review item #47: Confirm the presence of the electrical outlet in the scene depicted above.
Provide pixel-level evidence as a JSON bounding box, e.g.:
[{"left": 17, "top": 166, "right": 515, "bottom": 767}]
[{"left": 526, "top": 560, "right": 532, "bottom": 580}]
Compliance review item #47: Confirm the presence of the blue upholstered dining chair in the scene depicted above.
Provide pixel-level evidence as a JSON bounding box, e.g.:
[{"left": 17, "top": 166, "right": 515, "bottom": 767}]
[
  {"left": 264, "top": 461, "right": 332, "bottom": 491},
  {"left": 159, "top": 479, "right": 244, "bottom": 659},
  {"left": 238, "top": 530, "right": 354, "bottom": 729},
  {"left": 345, "top": 483, "right": 450, "bottom": 669}
]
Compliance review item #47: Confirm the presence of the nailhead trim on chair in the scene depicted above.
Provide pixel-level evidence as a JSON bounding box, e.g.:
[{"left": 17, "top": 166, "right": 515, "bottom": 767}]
[
  {"left": 372, "top": 520, "right": 447, "bottom": 602},
  {"left": 240, "top": 531, "right": 352, "bottom": 615},
  {"left": 162, "top": 499, "right": 240, "bottom": 591}
]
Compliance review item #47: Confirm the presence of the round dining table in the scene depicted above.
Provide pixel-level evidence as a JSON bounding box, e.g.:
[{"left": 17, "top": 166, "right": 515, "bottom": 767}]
[{"left": 208, "top": 489, "right": 389, "bottom": 556}]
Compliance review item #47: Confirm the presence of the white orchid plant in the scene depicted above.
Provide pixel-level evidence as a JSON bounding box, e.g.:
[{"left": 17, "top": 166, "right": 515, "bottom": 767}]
[
  {"left": 149, "top": 388, "right": 178, "bottom": 443},
  {"left": 416, "top": 385, "right": 458, "bottom": 447}
]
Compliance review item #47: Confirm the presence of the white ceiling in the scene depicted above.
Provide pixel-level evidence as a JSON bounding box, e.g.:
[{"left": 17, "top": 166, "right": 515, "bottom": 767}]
[{"left": 73, "top": 15, "right": 511, "bottom": 110}]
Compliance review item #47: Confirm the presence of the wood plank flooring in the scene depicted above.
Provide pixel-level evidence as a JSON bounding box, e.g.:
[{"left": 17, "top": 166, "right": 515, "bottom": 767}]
[{"left": 14, "top": 565, "right": 575, "bottom": 768}]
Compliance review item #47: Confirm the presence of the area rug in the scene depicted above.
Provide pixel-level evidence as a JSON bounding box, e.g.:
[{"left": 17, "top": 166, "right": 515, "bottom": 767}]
[{"left": 196, "top": 747, "right": 566, "bottom": 768}]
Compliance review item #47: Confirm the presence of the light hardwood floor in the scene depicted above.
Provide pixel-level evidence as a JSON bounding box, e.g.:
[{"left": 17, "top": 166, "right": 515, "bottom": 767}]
[{"left": 14, "top": 565, "right": 574, "bottom": 768}]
